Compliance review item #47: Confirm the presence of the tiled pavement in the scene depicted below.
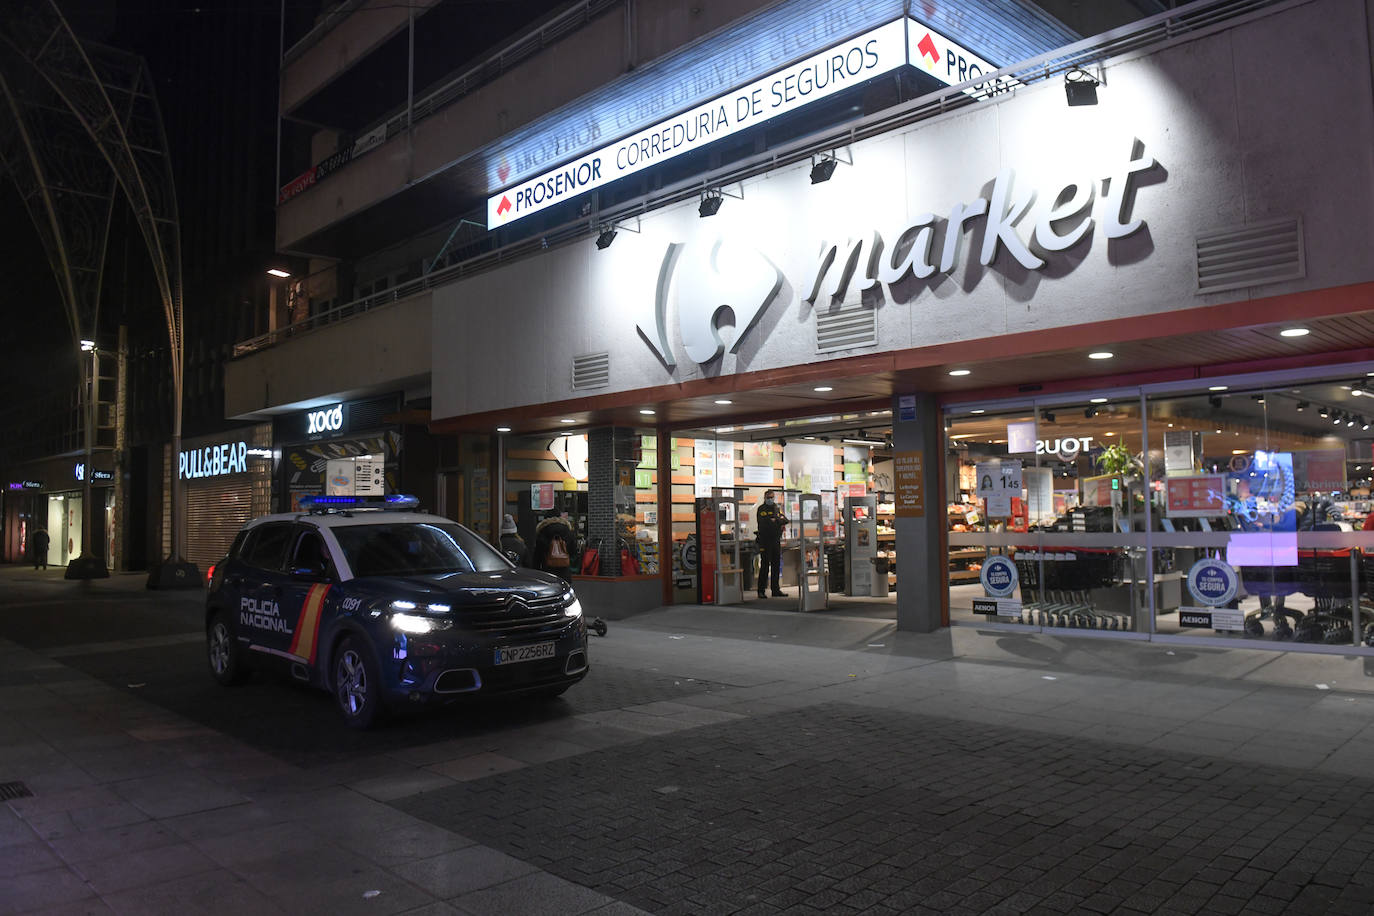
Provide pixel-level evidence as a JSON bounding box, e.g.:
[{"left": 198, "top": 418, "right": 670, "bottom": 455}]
[{"left": 9, "top": 573, "right": 1374, "bottom": 913}]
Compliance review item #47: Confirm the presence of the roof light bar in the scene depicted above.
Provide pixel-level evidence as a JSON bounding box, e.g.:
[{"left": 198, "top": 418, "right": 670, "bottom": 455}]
[{"left": 298, "top": 494, "right": 420, "bottom": 512}]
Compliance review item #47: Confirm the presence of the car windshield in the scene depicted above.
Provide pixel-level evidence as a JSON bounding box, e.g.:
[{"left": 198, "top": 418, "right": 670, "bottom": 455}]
[{"left": 333, "top": 522, "right": 511, "bottom": 577}]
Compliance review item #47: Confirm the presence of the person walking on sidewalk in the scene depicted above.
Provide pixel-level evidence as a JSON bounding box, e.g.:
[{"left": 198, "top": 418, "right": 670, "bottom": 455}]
[
  {"left": 32, "top": 527, "right": 50, "bottom": 570},
  {"left": 755, "top": 490, "right": 788, "bottom": 598}
]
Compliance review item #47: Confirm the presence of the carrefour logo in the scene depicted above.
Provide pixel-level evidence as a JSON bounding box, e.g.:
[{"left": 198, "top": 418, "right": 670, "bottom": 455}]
[
  {"left": 980, "top": 556, "right": 1018, "bottom": 598},
  {"left": 1186, "top": 558, "right": 1238, "bottom": 607},
  {"left": 306, "top": 404, "right": 344, "bottom": 436}
]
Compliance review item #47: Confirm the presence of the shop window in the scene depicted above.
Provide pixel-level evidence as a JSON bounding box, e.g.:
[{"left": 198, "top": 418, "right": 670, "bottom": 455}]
[
  {"left": 1149, "top": 383, "right": 1367, "bottom": 645},
  {"left": 946, "top": 376, "right": 1374, "bottom": 649}
]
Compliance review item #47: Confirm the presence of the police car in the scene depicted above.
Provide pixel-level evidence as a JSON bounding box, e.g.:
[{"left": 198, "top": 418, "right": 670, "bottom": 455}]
[{"left": 205, "top": 495, "right": 588, "bottom": 728}]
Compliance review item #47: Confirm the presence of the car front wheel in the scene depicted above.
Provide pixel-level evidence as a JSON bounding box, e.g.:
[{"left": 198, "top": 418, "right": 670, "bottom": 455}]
[
  {"left": 207, "top": 611, "right": 248, "bottom": 686},
  {"left": 333, "top": 636, "right": 384, "bottom": 729}
]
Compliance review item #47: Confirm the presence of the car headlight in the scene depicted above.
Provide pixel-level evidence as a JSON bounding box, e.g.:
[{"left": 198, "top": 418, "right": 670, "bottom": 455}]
[
  {"left": 563, "top": 595, "right": 583, "bottom": 619},
  {"left": 390, "top": 612, "right": 451, "bottom": 633}
]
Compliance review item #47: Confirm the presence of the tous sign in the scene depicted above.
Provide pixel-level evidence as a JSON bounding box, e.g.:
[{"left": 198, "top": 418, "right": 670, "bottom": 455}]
[
  {"left": 1037, "top": 437, "right": 1094, "bottom": 459},
  {"left": 306, "top": 404, "right": 344, "bottom": 436}
]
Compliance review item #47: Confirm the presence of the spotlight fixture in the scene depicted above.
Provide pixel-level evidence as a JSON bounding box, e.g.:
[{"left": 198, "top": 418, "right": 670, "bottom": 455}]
[
  {"left": 1208, "top": 395, "right": 1222, "bottom": 409},
  {"left": 810, "top": 156, "right": 838, "bottom": 184},
  {"left": 1319, "top": 407, "right": 1330, "bottom": 418},
  {"left": 698, "top": 189, "right": 724, "bottom": 218},
  {"left": 1296, "top": 401, "right": 1309, "bottom": 411},
  {"left": 1042, "top": 411, "right": 1055, "bottom": 423},
  {"left": 1364, "top": 419, "right": 1371, "bottom": 431},
  {"left": 1349, "top": 417, "right": 1358, "bottom": 428},
  {"left": 595, "top": 226, "right": 617, "bottom": 250},
  {"left": 1084, "top": 406, "right": 1098, "bottom": 419},
  {"left": 1064, "top": 67, "right": 1101, "bottom": 106},
  {"left": 778, "top": 438, "right": 787, "bottom": 447}
]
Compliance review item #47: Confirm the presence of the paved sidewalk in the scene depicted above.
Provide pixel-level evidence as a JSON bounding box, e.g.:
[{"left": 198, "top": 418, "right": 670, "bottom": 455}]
[{"left": 6, "top": 583, "right": 1374, "bottom": 913}]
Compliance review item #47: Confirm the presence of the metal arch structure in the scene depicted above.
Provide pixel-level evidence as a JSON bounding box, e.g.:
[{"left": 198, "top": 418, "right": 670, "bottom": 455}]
[{"left": 0, "top": 0, "right": 194, "bottom": 582}]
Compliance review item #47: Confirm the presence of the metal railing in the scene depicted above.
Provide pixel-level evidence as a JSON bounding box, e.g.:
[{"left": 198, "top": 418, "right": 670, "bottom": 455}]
[
  {"left": 243, "top": 0, "right": 1298, "bottom": 360},
  {"left": 281, "top": 0, "right": 620, "bottom": 199}
]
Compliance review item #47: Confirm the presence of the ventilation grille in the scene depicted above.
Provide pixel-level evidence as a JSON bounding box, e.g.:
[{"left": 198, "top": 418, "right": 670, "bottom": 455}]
[
  {"left": 351, "top": 394, "right": 400, "bottom": 432},
  {"left": 572, "top": 352, "right": 610, "bottom": 390},
  {"left": 1195, "top": 217, "right": 1304, "bottom": 295},
  {"left": 816, "top": 306, "right": 878, "bottom": 353},
  {"left": 0, "top": 781, "right": 33, "bottom": 801}
]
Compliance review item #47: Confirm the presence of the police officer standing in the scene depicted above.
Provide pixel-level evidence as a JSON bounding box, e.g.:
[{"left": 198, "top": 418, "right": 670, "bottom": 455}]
[{"left": 755, "top": 490, "right": 788, "bottom": 598}]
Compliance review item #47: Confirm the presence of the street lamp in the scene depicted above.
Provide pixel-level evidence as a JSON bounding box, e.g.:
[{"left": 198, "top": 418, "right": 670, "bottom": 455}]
[{"left": 66, "top": 337, "right": 108, "bottom": 579}]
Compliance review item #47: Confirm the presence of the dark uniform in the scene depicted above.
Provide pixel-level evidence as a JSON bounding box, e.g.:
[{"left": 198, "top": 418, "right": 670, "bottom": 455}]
[{"left": 755, "top": 499, "right": 788, "bottom": 597}]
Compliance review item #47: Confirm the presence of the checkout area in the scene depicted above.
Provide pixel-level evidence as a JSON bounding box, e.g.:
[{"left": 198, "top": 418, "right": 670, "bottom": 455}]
[{"left": 686, "top": 487, "right": 897, "bottom": 614}]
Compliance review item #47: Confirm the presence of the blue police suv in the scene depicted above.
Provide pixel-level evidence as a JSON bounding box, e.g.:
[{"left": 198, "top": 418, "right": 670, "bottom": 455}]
[{"left": 205, "top": 495, "right": 588, "bottom": 728}]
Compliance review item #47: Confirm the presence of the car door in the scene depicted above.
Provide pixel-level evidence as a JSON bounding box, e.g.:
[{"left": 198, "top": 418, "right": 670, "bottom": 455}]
[
  {"left": 234, "top": 522, "right": 296, "bottom": 655},
  {"left": 278, "top": 526, "right": 339, "bottom": 669}
]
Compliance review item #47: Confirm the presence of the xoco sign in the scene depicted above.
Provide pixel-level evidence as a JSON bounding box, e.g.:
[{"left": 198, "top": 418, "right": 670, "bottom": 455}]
[{"left": 305, "top": 404, "right": 346, "bottom": 438}]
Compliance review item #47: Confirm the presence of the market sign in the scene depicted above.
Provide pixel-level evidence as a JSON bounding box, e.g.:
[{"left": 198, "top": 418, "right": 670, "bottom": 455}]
[
  {"left": 640, "top": 140, "right": 1159, "bottom": 368},
  {"left": 488, "top": 18, "right": 911, "bottom": 227},
  {"left": 8, "top": 480, "right": 43, "bottom": 491}
]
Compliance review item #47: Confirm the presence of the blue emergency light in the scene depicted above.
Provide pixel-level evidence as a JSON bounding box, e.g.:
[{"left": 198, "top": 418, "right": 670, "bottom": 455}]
[{"left": 299, "top": 494, "right": 420, "bottom": 512}]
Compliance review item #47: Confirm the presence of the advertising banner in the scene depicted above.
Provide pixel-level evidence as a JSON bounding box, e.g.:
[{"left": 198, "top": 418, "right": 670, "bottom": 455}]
[{"left": 1166, "top": 474, "right": 1224, "bottom": 517}]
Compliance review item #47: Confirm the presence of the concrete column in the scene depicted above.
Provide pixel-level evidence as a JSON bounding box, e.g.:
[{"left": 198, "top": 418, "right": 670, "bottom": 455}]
[
  {"left": 892, "top": 392, "right": 944, "bottom": 632},
  {"left": 587, "top": 427, "right": 618, "bottom": 575}
]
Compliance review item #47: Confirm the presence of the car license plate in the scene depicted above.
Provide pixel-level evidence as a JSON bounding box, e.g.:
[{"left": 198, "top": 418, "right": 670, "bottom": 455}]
[{"left": 494, "top": 642, "right": 555, "bottom": 666}]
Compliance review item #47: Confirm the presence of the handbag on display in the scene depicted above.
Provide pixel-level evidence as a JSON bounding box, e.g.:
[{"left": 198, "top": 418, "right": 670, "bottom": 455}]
[{"left": 620, "top": 545, "right": 639, "bottom": 575}]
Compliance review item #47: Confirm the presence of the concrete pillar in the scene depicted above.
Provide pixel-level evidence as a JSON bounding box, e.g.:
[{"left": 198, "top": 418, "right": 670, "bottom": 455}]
[{"left": 892, "top": 392, "right": 944, "bottom": 632}]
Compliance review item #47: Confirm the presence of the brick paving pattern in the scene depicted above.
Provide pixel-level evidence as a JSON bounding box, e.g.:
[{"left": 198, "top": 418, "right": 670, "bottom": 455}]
[{"left": 396, "top": 702, "right": 1374, "bottom": 915}]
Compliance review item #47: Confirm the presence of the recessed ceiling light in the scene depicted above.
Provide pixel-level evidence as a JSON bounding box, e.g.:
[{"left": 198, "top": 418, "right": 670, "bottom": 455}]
[
  {"left": 804, "top": 436, "right": 816, "bottom": 440},
  {"left": 560, "top": 418, "right": 576, "bottom": 424},
  {"left": 970, "top": 409, "right": 985, "bottom": 414},
  {"left": 1279, "top": 327, "right": 1310, "bottom": 338},
  {"left": 1209, "top": 386, "right": 1228, "bottom": 391},
  {"left": 813, "top": 386, "right": 834, "bottom": 392},
  {"left": 639, "top": 408, "right": 656, "bottom": 415},
  {"left": 1105, "top": 432, "right": 1116, "bottom": 436},
  {"left": 1214, "top": 429, "right": 1222, "bottom": 433},
  {"left": 1088, "top": 351, "right": 1113, "bottom": 360},
  {"left": 1090, "top": 397, "right": 1108, "bottom": 404},
  {"left": 714, "top": 399, "right": 733, "bottom": 405},
  {"left": 496, "top": 426, "right": 511, "bottom": 433},
  {"left": 948, "top": 369, "right": 971, "bottom": 377}
]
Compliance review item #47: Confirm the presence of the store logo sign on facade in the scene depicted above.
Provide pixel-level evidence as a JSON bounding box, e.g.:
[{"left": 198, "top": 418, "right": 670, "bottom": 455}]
[
  {"left": 180, "top": 442, "right": 248, "bottom": 480},
  {"left": 642, "top": 143, "right": 1160, "bottom": 367},
  {"left": 640, "top": 239, "right": 785, "bottom": 367},
  {"left": 805, "top": 142, "right": 1158, "bottom": 306},
  {"left": 306, "top": 404, "right": 344, "bottom": 436}
]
